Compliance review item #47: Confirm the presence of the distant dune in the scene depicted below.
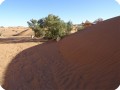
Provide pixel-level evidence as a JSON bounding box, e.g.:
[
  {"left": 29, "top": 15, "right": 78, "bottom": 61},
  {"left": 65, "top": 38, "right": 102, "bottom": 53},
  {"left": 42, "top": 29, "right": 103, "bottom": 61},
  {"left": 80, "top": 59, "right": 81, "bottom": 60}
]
[
  {"left": 0, "top": 27, "right": 34, "bottom": 37},
  {"left": 2, "top": 16, "right": 120, "bottom": 90}
]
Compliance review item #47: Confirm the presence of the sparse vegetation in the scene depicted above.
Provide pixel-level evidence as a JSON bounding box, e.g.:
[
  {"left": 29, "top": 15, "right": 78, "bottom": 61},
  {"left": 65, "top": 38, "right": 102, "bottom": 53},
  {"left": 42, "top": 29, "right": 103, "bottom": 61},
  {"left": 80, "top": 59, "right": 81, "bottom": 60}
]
[
  {"left": 27, "top": 14, "right": 73, "bottom": 41},
  {"left": 77, "top": 24, "right": 85, "bottom": 31},
  {"left": 27, "top": 15, "right": 104, "bottom": 41},
  {"left": 77, "top": 20, "right": 93, "bottom": 31},
  {"left": 93, "top": 18, "right": 103, "bottom": 24},
  {"left": 82, "top": 20, "right": 93, "bottom": 28}
]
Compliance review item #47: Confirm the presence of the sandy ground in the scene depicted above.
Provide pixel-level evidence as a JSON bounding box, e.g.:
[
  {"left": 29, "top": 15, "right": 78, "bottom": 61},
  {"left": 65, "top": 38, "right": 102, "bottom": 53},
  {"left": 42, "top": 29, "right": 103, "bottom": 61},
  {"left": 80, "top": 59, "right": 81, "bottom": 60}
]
[
  {"left": 0, "top": 16, "right": 120, "bottom": 90},
  {"left": 0, "top": 26, "right": 44, "bottom": 86},
  {"left": 0, "top": 42, "right": 41, "bottom": 85},
  {"left": 0, "top": 27, "right": 34, "bottom": 37}
]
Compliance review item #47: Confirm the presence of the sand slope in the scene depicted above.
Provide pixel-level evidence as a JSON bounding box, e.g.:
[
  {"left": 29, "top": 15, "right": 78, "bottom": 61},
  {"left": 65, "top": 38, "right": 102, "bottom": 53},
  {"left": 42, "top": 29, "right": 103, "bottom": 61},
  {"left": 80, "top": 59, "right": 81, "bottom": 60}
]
[
  {"left": 0, "top": 43, "right": 40, "bottom": 85},
  {"left": 0, "top": 27, "right": 34, "bottom": 37},
  {"left": 2, "top": 16, "right": 120, "bottom": 90}
]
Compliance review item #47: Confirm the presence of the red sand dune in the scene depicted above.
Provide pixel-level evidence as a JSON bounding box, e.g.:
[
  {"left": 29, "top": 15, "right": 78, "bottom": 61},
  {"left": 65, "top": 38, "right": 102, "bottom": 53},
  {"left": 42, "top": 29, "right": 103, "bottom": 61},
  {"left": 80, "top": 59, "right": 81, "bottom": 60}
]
[{"left": 2, "top": 16, "right": 120, "bottom": 90}]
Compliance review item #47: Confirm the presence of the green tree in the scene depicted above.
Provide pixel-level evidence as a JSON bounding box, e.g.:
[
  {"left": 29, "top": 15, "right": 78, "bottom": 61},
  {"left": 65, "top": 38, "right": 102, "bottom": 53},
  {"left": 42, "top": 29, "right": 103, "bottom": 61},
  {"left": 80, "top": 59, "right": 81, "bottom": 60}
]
[
  {"left": 27, "top": 19, "right": 45, "bottom": 37},
  {"left": 27, "top": 14, "right": 73, "bottom": 41}
]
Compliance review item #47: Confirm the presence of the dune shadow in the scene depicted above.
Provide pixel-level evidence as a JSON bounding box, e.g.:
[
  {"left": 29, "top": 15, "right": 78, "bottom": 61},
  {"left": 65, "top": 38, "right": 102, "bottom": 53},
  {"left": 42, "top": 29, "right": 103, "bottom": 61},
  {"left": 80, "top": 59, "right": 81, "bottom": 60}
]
[
  {"left": 3, "top": 40, "right": 78, "bottom": 90},
  {"left": 0, "top": 37, "right": 47, "bottom": 44},
  {"left": 2, "top": 40, "right": 120, "bottom": 90},
  {"left": 1, "top": 41, "right": 62, "bottom": 90}
]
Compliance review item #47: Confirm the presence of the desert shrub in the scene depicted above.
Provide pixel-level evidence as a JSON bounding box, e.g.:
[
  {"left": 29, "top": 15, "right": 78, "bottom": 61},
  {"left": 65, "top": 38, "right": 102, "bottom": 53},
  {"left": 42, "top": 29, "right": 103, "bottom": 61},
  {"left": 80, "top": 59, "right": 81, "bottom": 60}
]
[
  {"left": 27, "top": 14, "right": 73, "bottom": 41},
  {"left": 82, "top": 20, "right": 93, "bottom": 28},
  {"left": 93, "top": 18, "right": 103, "bottom": 24},
  {"left": 77, "top": 25, "right": 85, "bottom": 31}
]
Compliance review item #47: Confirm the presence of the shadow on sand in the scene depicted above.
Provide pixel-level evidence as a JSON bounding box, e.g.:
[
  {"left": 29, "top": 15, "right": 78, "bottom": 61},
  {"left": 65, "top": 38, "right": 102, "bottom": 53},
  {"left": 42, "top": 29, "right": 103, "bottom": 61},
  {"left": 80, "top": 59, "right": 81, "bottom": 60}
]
[
  {"left": 0, "top": 37, "right": 47, "bottom": 44},
  {"left": 2, "top": 41, "right": 65, "bottom": 90},
  {"left": 1, "top": 40, "right": 120, "bottom": 90}
]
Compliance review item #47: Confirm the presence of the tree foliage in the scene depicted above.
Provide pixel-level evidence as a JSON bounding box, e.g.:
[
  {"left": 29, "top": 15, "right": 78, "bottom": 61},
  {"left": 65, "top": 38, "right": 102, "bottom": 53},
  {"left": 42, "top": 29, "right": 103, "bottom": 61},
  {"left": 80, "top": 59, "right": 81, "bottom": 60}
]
[
  {"left": 27, "top": 14, "right": 73, "bottom": 41},
  {"left": 27, "top": 19, "right": 45, "bottom": 37}
]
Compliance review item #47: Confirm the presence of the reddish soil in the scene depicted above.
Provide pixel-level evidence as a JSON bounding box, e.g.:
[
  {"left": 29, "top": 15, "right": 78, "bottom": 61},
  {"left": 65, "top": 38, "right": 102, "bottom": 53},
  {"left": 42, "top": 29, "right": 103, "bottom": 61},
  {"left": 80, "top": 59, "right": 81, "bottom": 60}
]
[{"left": 2, "top": 16, "right": 120, "bottom": 90}]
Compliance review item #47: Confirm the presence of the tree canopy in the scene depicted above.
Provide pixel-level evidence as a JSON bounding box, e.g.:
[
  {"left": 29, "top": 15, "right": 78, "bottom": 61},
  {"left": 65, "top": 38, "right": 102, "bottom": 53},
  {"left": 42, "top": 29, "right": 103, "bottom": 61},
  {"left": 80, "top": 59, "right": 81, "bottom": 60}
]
[{"left": 27, "top": 14, "right": 73, "bottom": 41}]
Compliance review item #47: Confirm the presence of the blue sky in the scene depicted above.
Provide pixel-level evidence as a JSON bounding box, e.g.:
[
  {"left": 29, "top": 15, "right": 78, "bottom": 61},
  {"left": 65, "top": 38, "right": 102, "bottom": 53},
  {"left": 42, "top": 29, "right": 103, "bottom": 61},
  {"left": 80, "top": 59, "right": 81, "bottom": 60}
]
[{"left": 0, "top": 0, "right": 120, "bottom": 26}]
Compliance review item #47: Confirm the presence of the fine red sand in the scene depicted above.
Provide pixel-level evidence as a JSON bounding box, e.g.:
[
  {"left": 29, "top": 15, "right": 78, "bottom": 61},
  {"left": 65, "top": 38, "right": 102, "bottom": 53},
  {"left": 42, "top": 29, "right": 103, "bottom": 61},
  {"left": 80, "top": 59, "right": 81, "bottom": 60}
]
[{"left": 2, "top": 16, "right": 120, "bottom": 90}]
